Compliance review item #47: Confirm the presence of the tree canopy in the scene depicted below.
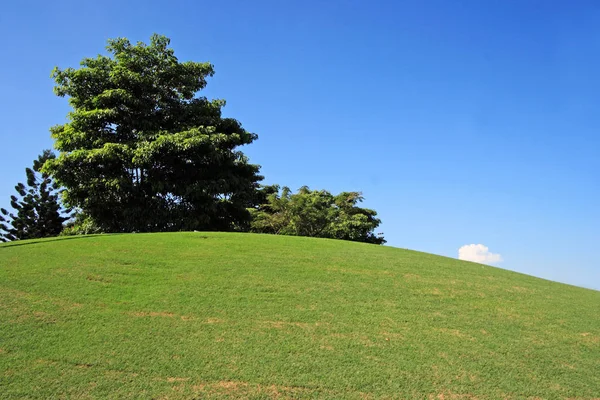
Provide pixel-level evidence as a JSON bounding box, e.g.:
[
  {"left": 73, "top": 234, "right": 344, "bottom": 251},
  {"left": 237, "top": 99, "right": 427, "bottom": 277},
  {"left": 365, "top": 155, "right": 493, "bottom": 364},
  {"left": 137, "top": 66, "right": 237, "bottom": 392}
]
[
  {"left": 0, "top": 151, "right": 70, "bottom": 242},
  {"left": 44, "top": 34, "right": 262, "bottom": 233},
  {"left": 249, "top": 186, "right": 385, "bottom": 244}
]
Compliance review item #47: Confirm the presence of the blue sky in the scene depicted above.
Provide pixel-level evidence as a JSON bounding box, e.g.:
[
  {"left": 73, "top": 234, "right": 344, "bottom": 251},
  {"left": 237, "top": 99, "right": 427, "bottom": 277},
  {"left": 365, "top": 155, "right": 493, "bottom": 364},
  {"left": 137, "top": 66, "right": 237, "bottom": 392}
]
[{"left": 1, "top": 0, "right": 598, "bottom": 289}]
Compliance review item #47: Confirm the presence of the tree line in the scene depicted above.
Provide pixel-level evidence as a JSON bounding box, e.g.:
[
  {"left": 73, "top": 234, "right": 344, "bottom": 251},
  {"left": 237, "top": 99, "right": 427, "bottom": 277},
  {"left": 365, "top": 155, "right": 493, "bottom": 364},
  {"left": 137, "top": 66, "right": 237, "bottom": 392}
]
[{"left": 0, "top": 35, "right": 384, "bottom": 245}]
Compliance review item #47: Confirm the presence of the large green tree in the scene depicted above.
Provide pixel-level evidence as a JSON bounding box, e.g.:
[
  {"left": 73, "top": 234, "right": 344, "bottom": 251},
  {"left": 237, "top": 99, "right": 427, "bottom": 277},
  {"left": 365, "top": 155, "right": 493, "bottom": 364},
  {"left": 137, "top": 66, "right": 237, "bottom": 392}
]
[
  {"left": 0, "top": 151, "right": 70, "bottom": 242},
  {"left": 249, "top": 186, "right": 385, "bottom": 244},
  {"left": 44, "top": 34, "right": 262, "bottom": 233}
]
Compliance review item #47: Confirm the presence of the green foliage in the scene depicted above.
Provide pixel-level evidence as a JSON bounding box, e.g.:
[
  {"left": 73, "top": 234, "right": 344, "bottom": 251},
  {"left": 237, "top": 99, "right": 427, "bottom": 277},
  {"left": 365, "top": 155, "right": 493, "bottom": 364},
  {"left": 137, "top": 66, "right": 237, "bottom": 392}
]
[
  {"left": 59, "top": 212, "right": 103, "bottom": 236},
  {"left": 1, "top": 233, "right": 598, "bottom": 398},
  {"left": 44, "top": 34, "right": 262, "bottom": 233},
  {"left": 0, "top": 151, "right": 70, "bottom": 242},
  {"left": 249, "top": 185, "right": 385, "bottom": 244}
]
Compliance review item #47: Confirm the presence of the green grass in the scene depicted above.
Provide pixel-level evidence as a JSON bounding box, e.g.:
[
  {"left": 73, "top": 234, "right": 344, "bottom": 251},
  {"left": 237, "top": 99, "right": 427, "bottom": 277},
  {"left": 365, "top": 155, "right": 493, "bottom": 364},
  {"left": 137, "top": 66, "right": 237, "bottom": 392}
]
[{"left": 0, "top": 232, "right": 598, "bottom": 399}]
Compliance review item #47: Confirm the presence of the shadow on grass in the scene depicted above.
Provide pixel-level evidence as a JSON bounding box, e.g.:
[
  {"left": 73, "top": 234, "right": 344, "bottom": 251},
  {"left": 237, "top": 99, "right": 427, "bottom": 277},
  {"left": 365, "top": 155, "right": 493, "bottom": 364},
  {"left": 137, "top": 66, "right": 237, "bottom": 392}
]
[{"left": 0, "top": 234, "right": 110, "bottom": 249}]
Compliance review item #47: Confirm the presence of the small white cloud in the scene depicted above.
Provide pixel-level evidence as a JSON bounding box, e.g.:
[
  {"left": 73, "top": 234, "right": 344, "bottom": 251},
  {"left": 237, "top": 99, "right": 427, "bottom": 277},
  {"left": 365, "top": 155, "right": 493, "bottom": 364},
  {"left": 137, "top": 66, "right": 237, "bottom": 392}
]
[{"left": 458, "top": 244, "right": 503, "bottom": 265}]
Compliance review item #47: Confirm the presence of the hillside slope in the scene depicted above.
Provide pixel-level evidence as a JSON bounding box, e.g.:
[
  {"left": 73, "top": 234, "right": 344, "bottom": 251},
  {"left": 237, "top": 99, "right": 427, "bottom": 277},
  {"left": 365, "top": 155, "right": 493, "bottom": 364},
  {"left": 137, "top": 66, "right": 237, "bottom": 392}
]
[{"left": 1, "top": 233, "right": 598, "bottom": 399}]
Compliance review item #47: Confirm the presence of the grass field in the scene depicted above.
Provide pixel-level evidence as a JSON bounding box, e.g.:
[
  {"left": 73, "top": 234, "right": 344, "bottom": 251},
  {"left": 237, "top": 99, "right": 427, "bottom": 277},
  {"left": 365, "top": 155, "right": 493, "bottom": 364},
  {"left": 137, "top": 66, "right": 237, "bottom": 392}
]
[{"left": 0, "top": 232, "right": 599, "bottom": 399}]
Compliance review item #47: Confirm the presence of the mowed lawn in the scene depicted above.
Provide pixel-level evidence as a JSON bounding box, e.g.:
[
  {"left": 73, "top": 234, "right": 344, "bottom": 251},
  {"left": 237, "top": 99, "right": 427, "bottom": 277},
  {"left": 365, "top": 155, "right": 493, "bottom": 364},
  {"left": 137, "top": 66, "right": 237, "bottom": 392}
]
[{"left": 0, "top": 233, "right": 598, "bottom": 399}]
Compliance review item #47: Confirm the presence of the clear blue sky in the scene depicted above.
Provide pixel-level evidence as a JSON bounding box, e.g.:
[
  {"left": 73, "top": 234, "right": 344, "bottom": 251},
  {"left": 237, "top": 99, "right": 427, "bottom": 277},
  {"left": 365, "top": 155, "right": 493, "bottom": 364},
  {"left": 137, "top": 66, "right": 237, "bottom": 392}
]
[{"left": 1, "top": 0, "right": 598, "bottom": 289}]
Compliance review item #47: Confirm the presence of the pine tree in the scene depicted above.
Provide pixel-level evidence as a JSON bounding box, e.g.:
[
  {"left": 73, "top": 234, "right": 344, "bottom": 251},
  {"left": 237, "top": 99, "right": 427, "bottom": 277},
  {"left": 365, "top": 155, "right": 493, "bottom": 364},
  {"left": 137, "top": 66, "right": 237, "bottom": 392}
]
[{"left": 0, "top": 150, "right": 70, "bottom": 242}]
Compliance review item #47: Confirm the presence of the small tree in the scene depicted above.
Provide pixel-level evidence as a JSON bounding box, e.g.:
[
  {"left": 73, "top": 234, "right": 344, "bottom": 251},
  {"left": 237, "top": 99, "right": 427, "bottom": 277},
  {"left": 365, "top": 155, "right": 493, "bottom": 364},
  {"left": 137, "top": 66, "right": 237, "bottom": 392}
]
[
  {"left": 0, "top": 151, "right": 70, "bottom": 242},
  {"left": 249, "top": 186, "right": 385, "bottom": 244}
]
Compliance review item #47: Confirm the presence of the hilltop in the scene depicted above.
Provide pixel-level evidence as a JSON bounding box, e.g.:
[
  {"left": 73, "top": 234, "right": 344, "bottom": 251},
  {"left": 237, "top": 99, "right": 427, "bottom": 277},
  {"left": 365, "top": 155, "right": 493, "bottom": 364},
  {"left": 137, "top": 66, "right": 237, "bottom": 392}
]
[{"left": 1, "top": 233, "right": 598, "bottom": 398}]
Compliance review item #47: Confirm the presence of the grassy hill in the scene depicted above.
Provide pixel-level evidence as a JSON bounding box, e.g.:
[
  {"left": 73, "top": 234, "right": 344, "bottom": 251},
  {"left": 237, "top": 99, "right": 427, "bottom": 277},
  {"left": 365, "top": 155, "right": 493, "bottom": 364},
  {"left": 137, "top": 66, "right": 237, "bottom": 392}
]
[{"left": 0, "top": 232, "right": 598, "bottom": 399}]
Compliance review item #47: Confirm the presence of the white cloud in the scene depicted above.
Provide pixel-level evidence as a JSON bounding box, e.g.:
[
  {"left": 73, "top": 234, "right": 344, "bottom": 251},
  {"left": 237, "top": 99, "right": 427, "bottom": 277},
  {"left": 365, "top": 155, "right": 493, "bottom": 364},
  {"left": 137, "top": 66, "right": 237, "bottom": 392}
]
[{"left": 458, "top": 244, "right": 503, "bottom": 265}]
